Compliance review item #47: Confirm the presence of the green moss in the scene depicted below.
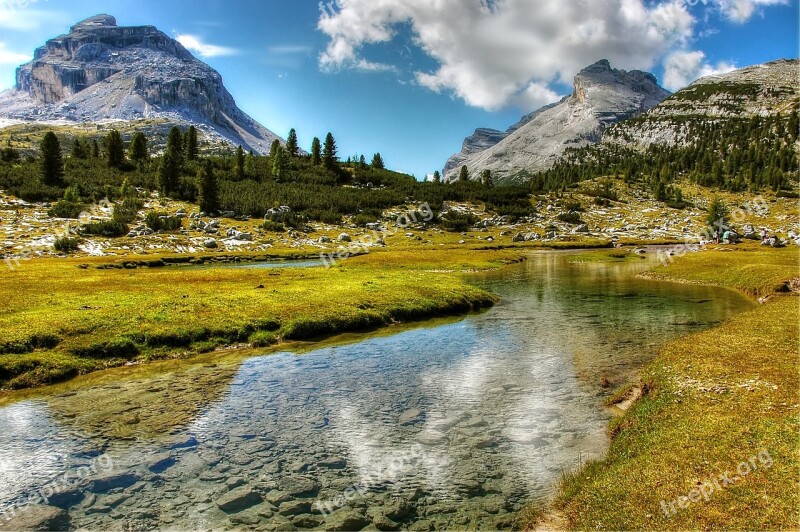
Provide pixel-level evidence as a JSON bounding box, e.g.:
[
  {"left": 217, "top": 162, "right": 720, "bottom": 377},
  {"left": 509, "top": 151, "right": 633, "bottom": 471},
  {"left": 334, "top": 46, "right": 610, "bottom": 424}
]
[{"left": 249, "top": 331, "right": 278, "bottom": 348}]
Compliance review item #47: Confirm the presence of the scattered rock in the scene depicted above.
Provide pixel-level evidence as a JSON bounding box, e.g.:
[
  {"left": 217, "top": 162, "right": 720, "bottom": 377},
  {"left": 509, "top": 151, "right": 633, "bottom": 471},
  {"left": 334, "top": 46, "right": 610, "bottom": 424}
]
[
  {"left": 323, "top": 509, "right": 371, "bottom": 531},
  {"left": 277, "top": 477, "right": 319, "bottom": 497},
  {"left": 408, "top": 518, "right": 433, "bottom": 531},
  {"left": 372, "top": 513, "right": 401, "bottom": 531},
  {"left": 46, "top": 488, "right": 84, "bottom": 510},
  {"left": 147, "top": 453, "right": 175, "bottom": 474},
  {"left": 86, "top": 472, "right": 139, "bottom": 493},
  {"left": 216, "top": 487, "right": 263, "bottom": 513},
  {"left": 265, "top": 490, "right": 292, "bottom": 506},
  {"left": 572, "top": 224, "right": 590, "bottom": 233},
  {"left": 278, "top": 500, "right": 312, "bottom": 516},
  {"left": 292, "top": 514, "right": 323, "bottom": 528},
  {"left": 383, "top": 499, "right": 412, "bottom": 521},
  {"left": 2, "top": 505, "right": 68, "bottom": 531},
  {"left": 398, "top": 408, "right": 423, "bottom": 425},
  {"left": 319, "top": 457, "right": 347, "bottom": 470}
]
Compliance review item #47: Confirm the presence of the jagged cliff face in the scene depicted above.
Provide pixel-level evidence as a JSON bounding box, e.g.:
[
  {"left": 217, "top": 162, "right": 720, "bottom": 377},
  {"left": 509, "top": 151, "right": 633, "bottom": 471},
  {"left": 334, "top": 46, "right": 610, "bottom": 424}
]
[
  {"left": 0, "top": 15, "right": 283, "bottom": 154},
  {"left": 444, "top": 60, "right": 670, "bottom": 185},
  {"left": 603, "top": 59, "right": 800, "bottom": 148}
]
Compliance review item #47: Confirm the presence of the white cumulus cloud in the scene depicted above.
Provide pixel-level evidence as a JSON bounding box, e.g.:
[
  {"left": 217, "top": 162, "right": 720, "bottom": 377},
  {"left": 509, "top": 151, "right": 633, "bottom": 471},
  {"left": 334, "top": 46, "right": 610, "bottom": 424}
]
[
  {"left": 662, "top": 49, "right": 737, "bottom": 90},
  {"left": 317, "top": 0, "right": 789, "bottom": 110},
  {"left": 318, "top": 0, "right": 696, "bottom": 110},
  {"left": 175, "top": 34, "right": 237, "bottom": 58},
  {"left": 711, "top": 0, "right": 790, "bottom": 22}
]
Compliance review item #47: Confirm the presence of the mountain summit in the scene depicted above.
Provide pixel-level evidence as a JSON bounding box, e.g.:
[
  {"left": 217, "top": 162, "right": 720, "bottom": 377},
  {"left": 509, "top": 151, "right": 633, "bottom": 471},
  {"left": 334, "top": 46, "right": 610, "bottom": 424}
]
[
  {"left": 444, "top": 60, "right": 670, "bottom": 184},
  {"left": 0, "top": 15, "right": 282, "bottom": 153}
]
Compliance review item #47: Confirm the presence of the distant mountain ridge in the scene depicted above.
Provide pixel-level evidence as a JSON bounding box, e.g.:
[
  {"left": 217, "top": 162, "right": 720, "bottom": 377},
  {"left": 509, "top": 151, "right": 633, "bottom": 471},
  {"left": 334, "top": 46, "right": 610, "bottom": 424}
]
[
  {"left": 603, "top": 58, "right": 800, "bottom": 149},
  {"left": 444, "top": 60, "right": 671, "bottom": 185},
  {"left": 0, "top": 14, "right": 283, "bottom": 154}
]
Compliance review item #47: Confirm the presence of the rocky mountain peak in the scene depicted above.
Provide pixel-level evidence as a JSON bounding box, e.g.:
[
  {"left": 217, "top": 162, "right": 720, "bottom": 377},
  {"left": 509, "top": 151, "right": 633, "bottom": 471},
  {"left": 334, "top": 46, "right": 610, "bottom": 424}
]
[
  {"left": 0, "top": 15, "right": 282, "bottom": 154},
  {"left": 71, "top": 14, "right": 117, "bottom": 31},
  {"left": 444, "top": 60, "right": 670, "bottom": 184},
  {"left": 571, "top": 60, "right": 666, "bottom": 107},
  {"left": 580, "top": 59, "right": 613, "bottom": 74}
]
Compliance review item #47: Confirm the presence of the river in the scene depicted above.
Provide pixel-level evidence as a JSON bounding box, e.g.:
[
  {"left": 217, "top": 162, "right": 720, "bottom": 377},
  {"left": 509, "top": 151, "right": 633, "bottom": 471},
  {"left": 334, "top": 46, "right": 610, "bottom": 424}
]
[{"left": 0, "top": 251, "right": 754, "bottom": 530}]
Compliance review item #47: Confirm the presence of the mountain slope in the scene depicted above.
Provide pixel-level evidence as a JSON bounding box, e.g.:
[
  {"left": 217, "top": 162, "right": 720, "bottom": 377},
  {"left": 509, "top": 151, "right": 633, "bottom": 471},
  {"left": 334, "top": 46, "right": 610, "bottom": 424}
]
[
  {"left": 0, "top": 15, "right": 283, "bottom": 154},
  {"left": 530, "top": 59, "right": 799, "bottom": 195},
  {"left": 442, "top": 101, "right": 562, "bottom": 178},
  {"left": 603, "top": 58, "right": 800, "bottom": 148},
  {"left": 444, "top": 60, "right": 670, "bottom": 185}
]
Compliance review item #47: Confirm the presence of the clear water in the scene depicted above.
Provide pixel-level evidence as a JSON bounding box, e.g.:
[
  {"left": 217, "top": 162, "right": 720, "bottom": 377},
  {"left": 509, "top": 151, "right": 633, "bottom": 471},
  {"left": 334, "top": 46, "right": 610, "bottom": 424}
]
[{"left": 0, "top": 252, "right": 754, "bottom": 530}]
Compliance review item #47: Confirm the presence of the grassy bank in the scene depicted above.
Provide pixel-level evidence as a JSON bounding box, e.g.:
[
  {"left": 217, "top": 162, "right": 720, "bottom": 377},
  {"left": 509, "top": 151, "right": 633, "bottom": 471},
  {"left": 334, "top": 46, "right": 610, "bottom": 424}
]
[
  {"left": 643, "top": 243, "right": 800, "bottom": 297},
  {"left": 524, "top": 244, "right": 799, "bottom": 530},
  {"left": 0, "top": 248, "right": 523, "bottom": 390}
]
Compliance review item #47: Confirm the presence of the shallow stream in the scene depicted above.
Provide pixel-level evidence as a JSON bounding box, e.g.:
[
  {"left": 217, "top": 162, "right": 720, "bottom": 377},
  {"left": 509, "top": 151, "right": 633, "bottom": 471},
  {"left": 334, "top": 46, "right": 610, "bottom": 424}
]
[{"left": 0, "top": 252, "right": 754, "bottom": 530}]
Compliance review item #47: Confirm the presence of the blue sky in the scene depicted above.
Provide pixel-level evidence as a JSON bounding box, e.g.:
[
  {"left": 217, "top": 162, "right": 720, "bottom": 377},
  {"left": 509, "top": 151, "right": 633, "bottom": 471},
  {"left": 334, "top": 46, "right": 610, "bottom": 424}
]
[{"left": 0, "top": 0, "right": 797, "bottom": 179}]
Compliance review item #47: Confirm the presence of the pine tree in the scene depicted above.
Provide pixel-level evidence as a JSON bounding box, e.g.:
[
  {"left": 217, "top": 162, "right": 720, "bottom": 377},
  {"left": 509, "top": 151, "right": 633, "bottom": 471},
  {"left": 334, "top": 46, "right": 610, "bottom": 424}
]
[
  {"left": 311, "top": 137, "right": 321, "bottom": 166},
  {"left": 481, "top": 169, "right": 493, "bottom": 187},
  {"left": 92, "top": 139, "right": 100, "bottom": 158},
  {"left": 432, "top": 170, "right": 441, "bottom": 183},
  {"left": 706, "top": 197, "right": 729, "bottom": 233},
  {"left": 159, "top": 127, "right": 184, "bottom": 196},
  {"left": 459, "top": 165, "right": 469, "bottom": 182},
  {"left": 199, "top": 161, "right": 219, "bottom": 214},
  {"left": 104, "top": 130, "right": 125, "bottom": 168},
  {"left": 40, "top": 131, "right": 63, "bottom": 186},
  {"left": 245, "top": 150, "right": 255, "bottom": 178},
  {"left": 286, "top": 129, "right": 299, "bottom": 157},
  {"left": 70, "top": 138, "right": 87, "bottom": 159},
  {"left": 167, "top": 127, "right": 184, "bottom": 162},
  {"left": 269, "top": 140, "right": 281, "bottom": 159},
  {"left": 235, "top": 146, "right": 245, "bottom": 179},
  {"left": 128, "top": 132, "right": 148, "bottom": 165},
  {"left": 673, "top": 187, "right": 683, "bottom": 206},
  {"left": 323, "top": 133, "right": 337, "bottom": 169},
  {"left": 1, "top": 145, "right": 18, "bottom": 163},
  {"left": 185, "top": 126, "right": 198, "bottom": 161},
  {"left": 359, "top": 155, "right": 367, "bottom": 169},
  {"left": 120, "top": 177, "right": 134, "bottom": 198},
  {"left": 272, "top": 146, "right": 285, "bottom": 181},
  {"left": 371, "top": 153, "right": 385, "bottom": 170}
]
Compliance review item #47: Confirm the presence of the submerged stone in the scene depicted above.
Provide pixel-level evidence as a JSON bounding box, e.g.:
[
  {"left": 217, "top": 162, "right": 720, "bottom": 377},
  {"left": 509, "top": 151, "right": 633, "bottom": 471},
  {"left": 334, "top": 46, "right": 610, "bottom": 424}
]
[
  {"left": 2, "top": 505, "right": 69, "bottom": 531},
  {"left": 216, "top": 487, "right": 263, "bottom": 513}
]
